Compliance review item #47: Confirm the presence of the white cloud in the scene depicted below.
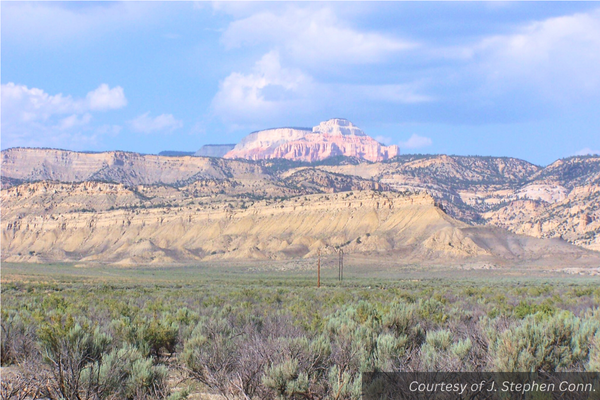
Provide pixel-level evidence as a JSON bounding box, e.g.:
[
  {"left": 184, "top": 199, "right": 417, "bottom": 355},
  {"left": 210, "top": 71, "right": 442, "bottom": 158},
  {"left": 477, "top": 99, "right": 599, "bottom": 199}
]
[
  {"left": 128, "top": 112, "right": 183, "bottom": 134},
  {"left": 399, "top": 134, "right": 433, "bottom": 149},
  {"left": 86, "top": 84, "right": 127, "bottom": 111},
  {"left": 211, "top": 51, "right": 434, "bottom": 129},
  {"left": 211, "top": 5, "right": 431, "bottom": 129},
  {"left": 2, "top": 82, "right": 127, "bottom": 123},
  {"left": 3, "top": 83, "right": 82, "bottom": 122},
  {"left": 575, "top": 148, "right": 600, "bottom": 156},
  {"left": 57, "top": 113, "right": 93, "bottom": 131},
  {"left": 471, "top": 8, "right": 600, "bottom": 100},
  {"left": 222, "top": 7, "right": 415, "bottom": 65},
  {"left": 211, "top": 51, "right": 315, "bottom": 125},
  {"left": 1, "top": 83, "right": 127, "bottom": 149}
]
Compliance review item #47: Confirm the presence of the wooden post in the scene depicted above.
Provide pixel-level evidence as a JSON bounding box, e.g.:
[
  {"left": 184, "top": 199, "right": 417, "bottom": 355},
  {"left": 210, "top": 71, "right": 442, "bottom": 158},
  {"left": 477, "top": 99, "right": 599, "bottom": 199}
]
[{"left": 317, "top": 248, "right": 321, "bottom": 288}]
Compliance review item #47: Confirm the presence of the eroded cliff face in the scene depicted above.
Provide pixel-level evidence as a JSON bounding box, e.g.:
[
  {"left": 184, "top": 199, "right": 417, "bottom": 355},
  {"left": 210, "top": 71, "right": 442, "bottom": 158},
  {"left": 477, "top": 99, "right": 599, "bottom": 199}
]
[
  {"left": 318, "top": 155, "right": 600, "bottom": 251},
  {"left": 224, "top": 119, "right": 399, "bottom": 162},
  {"left": 0, "top": 147, "right": 265, "bottom": 186},
  {"left": 4, "top": 184, "right": 592, "bottom": 266},
  {"left": 2, "top": 148, "right": 599, "bottom": 257}
]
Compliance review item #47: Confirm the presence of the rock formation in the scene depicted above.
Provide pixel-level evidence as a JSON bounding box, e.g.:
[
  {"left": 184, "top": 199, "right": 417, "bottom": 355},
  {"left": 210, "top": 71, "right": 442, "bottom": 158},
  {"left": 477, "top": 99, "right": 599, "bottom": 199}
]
[
  {"left": 224, "top": 119, "right": 400, "bottom": 162},
  {"left": 3, "top": 185, "right": 594, "bottom": 266},
  {"left": 2, "top": 148, "right": 599, "bottom": 254}
]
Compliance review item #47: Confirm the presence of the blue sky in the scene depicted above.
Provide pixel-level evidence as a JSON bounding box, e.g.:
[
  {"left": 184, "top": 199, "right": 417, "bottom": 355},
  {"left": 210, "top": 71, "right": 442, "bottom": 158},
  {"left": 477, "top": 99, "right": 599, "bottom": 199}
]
[{"left": 2, "top": 1, "right": 599, "bottom": 165}]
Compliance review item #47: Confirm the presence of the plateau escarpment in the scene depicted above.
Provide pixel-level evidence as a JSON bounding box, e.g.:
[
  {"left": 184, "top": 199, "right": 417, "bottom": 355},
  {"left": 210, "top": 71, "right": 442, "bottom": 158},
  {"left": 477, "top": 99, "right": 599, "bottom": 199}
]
[
  {"left": 3, "top": 184, "right": 592, "bottom": 266},
  {"left": 2, "top": 148, "right": 599, "bottom": 262},
  {"left": 224, "top": 119, "right": 399, "bottom": 162}
]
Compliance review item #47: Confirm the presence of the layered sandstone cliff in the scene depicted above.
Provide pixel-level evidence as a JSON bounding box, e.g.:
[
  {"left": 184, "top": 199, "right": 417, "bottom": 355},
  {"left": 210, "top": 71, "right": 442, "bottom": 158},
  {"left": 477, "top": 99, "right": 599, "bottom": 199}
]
[
  {"left": 224, "top": 119, "right": 399, "bottom": 162},
  {"left": 4, "top": 185, "right": 593, "bottom": 266},
  {"left": 2, "top": 148, "right": 599, "bottom": 254}
]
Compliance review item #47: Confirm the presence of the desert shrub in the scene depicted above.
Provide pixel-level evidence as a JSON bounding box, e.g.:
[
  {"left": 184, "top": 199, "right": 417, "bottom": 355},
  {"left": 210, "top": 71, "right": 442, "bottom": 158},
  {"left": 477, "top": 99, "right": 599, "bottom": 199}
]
[
  {"left": 38, "top": 314, "right": 112, "bottom": 399},
  {"left": 450, "top": 338, "right": 473, "bottom": 361},
  {"left": 420, "top": 329, "right": 452, "bottom": 371},
  {"left": 488, "top": 310, "right": 600, "bottom": 372},
  {"left": 180, "top": 317, "right": 268, "bottom": 399},
  {"left": 111, "top": 315, "right": 179, "bottom": 360},
  {"left": 1, "top": 309, "right": 37, "bottom": 366},
  {"left": 382, "top": 302, "right": 423, "bottom": 345},
  {"left": 280, "top": 334, "right": 331, "bottom": 377},
  {"left": 374, "top": 333, "right": 408, "bottom": 370},
  {"left": 587, "top": 332, "right": 600, "bottom": 371},
  {"left": 327, "top": 303, "right": 408, "bottom": 374},
  {"left": 513, "top": 300, "right": 555, "bottom": 319},
  {"left": 80, "top": 344, "right": 169, "bottom": 399},
  {"left": 420, "top": 329, "right": 477, "bottom": 371},
  {"left": 326, "top": 365, "right": 362, "bottom": 400},
  {"left": 418, "top": 298, "right": 448, "bottom": 324},
  {"left": 262, "top": 358, "right": 309, "bottom": 399},
  {"left": 425, "top": 329, "right": 452, "bottom": 351},
  {"left": 2, "top": 273, "right": 599, "bottom": 396}
]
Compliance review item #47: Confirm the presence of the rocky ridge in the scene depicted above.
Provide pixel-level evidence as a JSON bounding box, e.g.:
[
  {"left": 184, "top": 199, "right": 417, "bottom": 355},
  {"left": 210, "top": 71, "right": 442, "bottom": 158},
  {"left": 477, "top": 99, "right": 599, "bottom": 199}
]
[
  {"left": 2, "top": 148, "right": 599, "bottom": 257},
  {"left": 3, "top": 183, "right": 594, "bottom": 266}
]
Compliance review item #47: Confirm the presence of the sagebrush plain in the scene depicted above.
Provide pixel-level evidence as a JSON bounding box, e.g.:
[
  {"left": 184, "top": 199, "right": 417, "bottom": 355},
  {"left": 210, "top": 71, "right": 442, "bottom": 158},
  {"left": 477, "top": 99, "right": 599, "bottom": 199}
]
[{"left": 2, "top": 262, "right": 599, "bottom": 399}]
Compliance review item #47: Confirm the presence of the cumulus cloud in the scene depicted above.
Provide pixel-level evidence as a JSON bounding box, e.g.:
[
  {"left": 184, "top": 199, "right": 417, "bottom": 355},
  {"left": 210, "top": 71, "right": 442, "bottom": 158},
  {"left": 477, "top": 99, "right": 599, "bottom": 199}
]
[
  {"left": 471, "top": 8, "right": 600, "bottom": 100},
  {"left": 213, "top": 5, "right": 599, "bottom": 130},
  {"left": 211, "top": 51, "right": 315, "bottom": 125},
  {"left": 222, "top": 7, "right": 415, "bottom": 65},
  {"left": 128, "top": 112, "right": 183, "bottom": 134},
  {"left": 2, "top": 82, "right": 127, "bottom": 122},
  {"left": 399, "top": 134, "right": 433, "bottom": 149},
  {"left": 86, "top": 84, "right": 127, "bottom": 110},
  {"left": 211, "top": 5, "right": 432, "bottom": 129},
  {"left": 210, "top": 49, "right": 434, "bottom": 129},
  {"left": 1, "top": 82, "right": 127, "bottom": 149}
]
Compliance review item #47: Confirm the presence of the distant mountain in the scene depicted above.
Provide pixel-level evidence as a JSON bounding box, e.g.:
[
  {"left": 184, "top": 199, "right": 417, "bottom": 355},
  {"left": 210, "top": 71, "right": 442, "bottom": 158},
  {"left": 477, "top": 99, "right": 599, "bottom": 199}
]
[
  {"left": 1, "top": 147, "right": 599, "bottom": 255},
  {"left": 195, "top": 144, "right": 236, "bottom": 157},
  {"left": 224, "top": 118, "right": 400, "bottom": 162},
  {"left": 158, "top": 151, "right": 195, "bottom": 157}
]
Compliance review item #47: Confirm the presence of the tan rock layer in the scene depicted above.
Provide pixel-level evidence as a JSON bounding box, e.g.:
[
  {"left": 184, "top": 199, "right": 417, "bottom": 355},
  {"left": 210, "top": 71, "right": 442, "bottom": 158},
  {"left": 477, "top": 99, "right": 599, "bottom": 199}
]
[
  {"left": 3, "top": 185, "right": 594, "bottom": 266},
  {"left": 2, "top": 148, "right": 599, "bottom": 253}
]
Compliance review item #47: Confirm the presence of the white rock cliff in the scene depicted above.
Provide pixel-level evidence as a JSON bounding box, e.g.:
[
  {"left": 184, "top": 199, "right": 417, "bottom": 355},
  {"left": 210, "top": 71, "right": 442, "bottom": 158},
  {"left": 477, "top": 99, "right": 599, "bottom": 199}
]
[{"left": 224, "top": 119, "right": 399, "bottom": 162}]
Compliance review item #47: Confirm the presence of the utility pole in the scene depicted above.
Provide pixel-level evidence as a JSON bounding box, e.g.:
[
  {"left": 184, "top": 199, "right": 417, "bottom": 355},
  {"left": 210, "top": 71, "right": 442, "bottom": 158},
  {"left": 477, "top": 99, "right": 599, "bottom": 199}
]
[{"left": 317, "top": 249, "right": 321, "bottom": 288}]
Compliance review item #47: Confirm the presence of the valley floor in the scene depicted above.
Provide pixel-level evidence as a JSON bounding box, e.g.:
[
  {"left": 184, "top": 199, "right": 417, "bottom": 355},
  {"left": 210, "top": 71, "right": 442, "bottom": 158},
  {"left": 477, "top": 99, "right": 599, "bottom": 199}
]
[{"left": 1, "top": 263, "right": 599, "bottom": 399}]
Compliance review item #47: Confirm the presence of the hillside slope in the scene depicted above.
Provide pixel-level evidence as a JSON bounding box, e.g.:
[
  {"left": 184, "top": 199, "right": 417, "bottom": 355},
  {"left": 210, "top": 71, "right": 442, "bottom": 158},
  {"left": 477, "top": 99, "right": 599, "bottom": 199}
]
[
  {"left": 2, "top": 148, "right": 599, "bottom": 253},
  {"left": 3, "top": 184, "right": 594, "bottom": 266}
]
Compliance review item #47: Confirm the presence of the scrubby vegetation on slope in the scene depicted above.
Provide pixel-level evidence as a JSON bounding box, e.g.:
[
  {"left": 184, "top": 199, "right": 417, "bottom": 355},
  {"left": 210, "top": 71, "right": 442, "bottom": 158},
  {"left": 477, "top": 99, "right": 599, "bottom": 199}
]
[{"left": 2, "top": 268, "right": 599, "bottom": 399}]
